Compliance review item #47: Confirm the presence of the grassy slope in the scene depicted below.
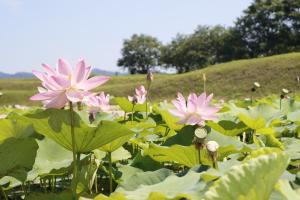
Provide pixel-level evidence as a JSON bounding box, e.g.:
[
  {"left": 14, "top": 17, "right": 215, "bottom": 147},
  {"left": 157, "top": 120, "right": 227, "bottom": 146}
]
[{"left": 0, "top": 52, "right": 300, "bottom": 106}]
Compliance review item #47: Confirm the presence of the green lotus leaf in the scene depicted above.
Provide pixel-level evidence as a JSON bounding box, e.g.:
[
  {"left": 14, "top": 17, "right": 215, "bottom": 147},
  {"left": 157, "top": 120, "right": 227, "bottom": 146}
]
[
  {"left": 239, "top": 113, "right": 266, "bottom": 130},
  {"left": 282, "top": 137, "right": 300, "bottom": 160},
  {"left": 26, "top": 109, "right": 134, "bottom": 153},
  {"left": 27, "top": 138, "right": 73, "bottom": 180},
  {"left": 115, "top": 169, "right": 207, "bottom": 200},
  {"left": 272, "top": 179, "right": 300, "bottom": 200},
  {"left": 94, "top": 147, "right": 132, "bottom": 164},
  {"left": 243, "top": 147, "right": 282, "bottom": 161},
  {"left": 287, "top": 110, "right": 300, "bottom": 122},
  {"left": 113, "top": 97, "right": 146, "bottom": 112},
  {"left": 100, "top": 135, "right": 133, "bottom": 153},
  {"left": 0, "top": 138, "right": 38, "bottom": 182},
  {"left": 152, "top": 103, "right": 183, "bottom": 131},
  {"left": 119, "top": 168, "right": 173, "bottom": 191},
  {"left": 130, "top": 152, "right": 163, "bottom": 171},
  {"left": 144, "top": 143, "right": 211, "bottom": 167},
  {"left": 201, "top": 159, "right": 240, "bottom": 182},
  {"left": 207, "top": 120, "right": 247, "bottom": 136},
  {"left": 0, "top": 176, "right": 22, "bottom": 190},
  {"left": 203, "top": 152, "right": 289, "bottom": 200},
  {"left": 0, "top": 113, "right": 36, "bottom": 141}
]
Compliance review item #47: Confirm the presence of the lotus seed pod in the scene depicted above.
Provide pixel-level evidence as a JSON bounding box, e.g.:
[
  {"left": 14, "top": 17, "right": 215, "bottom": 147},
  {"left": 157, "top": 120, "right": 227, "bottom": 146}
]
[
  {"left": 244, "top": 98, "right": 251, "bottom": 102},
  {"left": 254, "top": 82, "right": 260, "bottom": 88},
  {"left": 0, "top": 114, "right": 7, "bottom": 119},
  {"left": 193, "top": 128, "right": 207, "bottom": 150},
  {"left": 206, "top": 140, "right": 219, "bottom": 162},
  {"left": 206, "top": 140, "right": 219, "bottom": 152},
  {"left": 282, "top": 88, "right": 289, "bottom": 94}
]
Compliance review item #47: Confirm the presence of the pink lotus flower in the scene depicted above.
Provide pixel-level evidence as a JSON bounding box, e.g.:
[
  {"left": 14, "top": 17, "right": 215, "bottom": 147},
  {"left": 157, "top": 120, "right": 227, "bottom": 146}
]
[
  {"left": 83, "top": 92, "right": 110, "bottom": 115},
  {"left": 169, "top": 92, "right": 220, "bottom": 126},
  {"left": 128, "top": 85, "right": 147, "bottom": 104},
  {"left": 30, "top": 58, "right": 110, "bottom": 108}
]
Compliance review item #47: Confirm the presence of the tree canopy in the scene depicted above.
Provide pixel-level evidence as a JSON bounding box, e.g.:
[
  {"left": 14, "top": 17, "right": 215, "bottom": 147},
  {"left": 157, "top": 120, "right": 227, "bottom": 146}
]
[
  {"left": 117, "top": 34, "right": 161, "bottom": 74},
  {"left": 118, "top": 0, "right": 300, "bottom": 74}
]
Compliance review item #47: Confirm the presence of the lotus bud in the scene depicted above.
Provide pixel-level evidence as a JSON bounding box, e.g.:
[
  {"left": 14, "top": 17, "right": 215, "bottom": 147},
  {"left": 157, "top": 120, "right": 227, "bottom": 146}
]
[
  {"left": 192, "top": 127, "right": 207, "bottom": 150},
  {"left": 206, "top": 140, "right": 219, "bottom": 162},
  {"left": 202, "top": 73, "right": 206, "bottom": 82},
  {"left": 132, "top": 96, "right": 138, "bottom": 105},
  {"left": 296, "top": 75, "right": 300, "bottom": 83},
  {"left": 254, "top": 82, "right": 260, "bottom": 88},
  {"left": 146, "top": 70, "right": 153, "bottom": 85},
  {"left": 77, "top": 102, "right": 82, "bottom": 111},
  {"left": 89, "top": 112, "right": 96, "bottom": 123}
]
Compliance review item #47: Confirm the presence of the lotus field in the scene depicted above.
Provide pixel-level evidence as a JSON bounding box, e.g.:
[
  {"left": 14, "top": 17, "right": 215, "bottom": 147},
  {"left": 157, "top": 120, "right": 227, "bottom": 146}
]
[{"left": 1, "top": 59, "right": 300, "bottom": 200}]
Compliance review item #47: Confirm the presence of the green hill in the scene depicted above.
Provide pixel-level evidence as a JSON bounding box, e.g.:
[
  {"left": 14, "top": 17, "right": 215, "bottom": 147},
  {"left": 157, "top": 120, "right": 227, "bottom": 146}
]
[{"left": 0, "top": 52, "right": 300, "bottom": 106}]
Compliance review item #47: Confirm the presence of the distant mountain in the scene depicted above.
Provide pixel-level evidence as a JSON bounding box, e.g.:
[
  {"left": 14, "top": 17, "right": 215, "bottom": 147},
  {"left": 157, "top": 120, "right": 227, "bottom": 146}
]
[
  {"left": 0, "top": 72, "right": 34, "bottom": 79},
  {"left": 0, "top": 68, "right": 127, "bottom": 79}
]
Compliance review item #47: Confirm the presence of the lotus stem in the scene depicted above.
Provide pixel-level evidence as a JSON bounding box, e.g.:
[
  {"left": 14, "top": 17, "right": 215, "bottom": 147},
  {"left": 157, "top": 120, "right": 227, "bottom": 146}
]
[
  {"left": 69, "top": 102, "right": 78, "bottom": 199},
  {"left": 131, "top": 105, "right": 135, "bottom": 124},
  {"left": 0, "top": 186, "right": 8, "bottom": 200},
  {"left": 146, "top": 84, "right": 151, "bottom": 119},
  {"left": 95, "top": 170, "right": 98, "bottom": 194},
  {"left": 146, "top": 97, "right": 148, "bottom": 119},
  {"left": 108, "top": 152, "right": 113, "bottom": 194},
  {"left": 77, "top": 153, "right": 81, "bottom": 170},
  {"left": 213, "top": 161, "right": 218, "bottom": 169},
  {"left": 198, "top": 148, "right": 201, "bottom": 165},
  {"left": 203, "top": 73, "right": 206, "bottom": 93},
  {"left": 280, "top": 99, "right": 282, "bottom": 110}
]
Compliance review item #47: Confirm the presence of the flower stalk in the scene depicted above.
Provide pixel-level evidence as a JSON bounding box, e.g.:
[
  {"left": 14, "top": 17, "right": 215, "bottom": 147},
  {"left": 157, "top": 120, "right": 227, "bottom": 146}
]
[
  {"left": 193, "top": 127, "right": 207, "bottom": 165},
  {"left": 146, "top": 71, "right": 153, "bottom": 119},
  {"left": 69, "top": 102, "right": 78, "bottom": 198},
  {"left": 202, "top": 73, "right": 206, "bottom": 93},
  {"left": 108, "top": 152, "right": 113, "bottom": 194}
]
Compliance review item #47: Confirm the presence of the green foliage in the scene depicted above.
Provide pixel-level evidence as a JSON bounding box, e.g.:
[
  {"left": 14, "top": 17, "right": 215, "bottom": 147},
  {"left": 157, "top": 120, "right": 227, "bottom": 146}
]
[
  {"left": 27, "top": 109, "right": 134, "bottom": 153},
  {"left": 0, "top": 138, "right": 38, "bottom": 182},
  {"left": 204, "top": 153, "right": 289, "bottom": 200},
  {"left": 28, "top": 138, "right": 73, "bottom": 180},
  {"left": 2, "top": 53, "right": 300, "bottom": 106},
  {"left": 235, "top": 0, "right": 300, "bottom": 58},
  {"left": 113, "top": 97, "right": 146, "bottom": 113},
  {"left": 117, "top": 34, "right": 161, "bottom": 74},
  {"left": 207, "top": 120, "right": 247, "bottom": 136},
  {"left": 2, "top": 94, "right": 300, "bottom": 199},
  {"left": 114, "top": 169, "right": 206, "bottom": 200}
]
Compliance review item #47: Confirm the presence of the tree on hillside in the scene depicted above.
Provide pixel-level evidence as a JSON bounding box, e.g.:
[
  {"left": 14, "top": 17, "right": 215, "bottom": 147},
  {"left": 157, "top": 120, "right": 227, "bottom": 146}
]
[
  {"left": 161, "top": 26, "right": 243, "bottom": 73},
  {"left": 161, "top": 27, "right": 213, "bottom": 73},
  {"left": 235, "top": 0, "right": 300, "bottom": 57},
  {"left": 117, "top": 34, "right": 161, "bottom": 74}
]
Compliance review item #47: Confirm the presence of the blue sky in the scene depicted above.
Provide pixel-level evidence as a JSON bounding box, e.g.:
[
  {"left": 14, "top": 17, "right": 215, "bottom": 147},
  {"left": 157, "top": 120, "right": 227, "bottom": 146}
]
[{"left": 0, "top": 0, "right": 252, "bottom": 73}]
